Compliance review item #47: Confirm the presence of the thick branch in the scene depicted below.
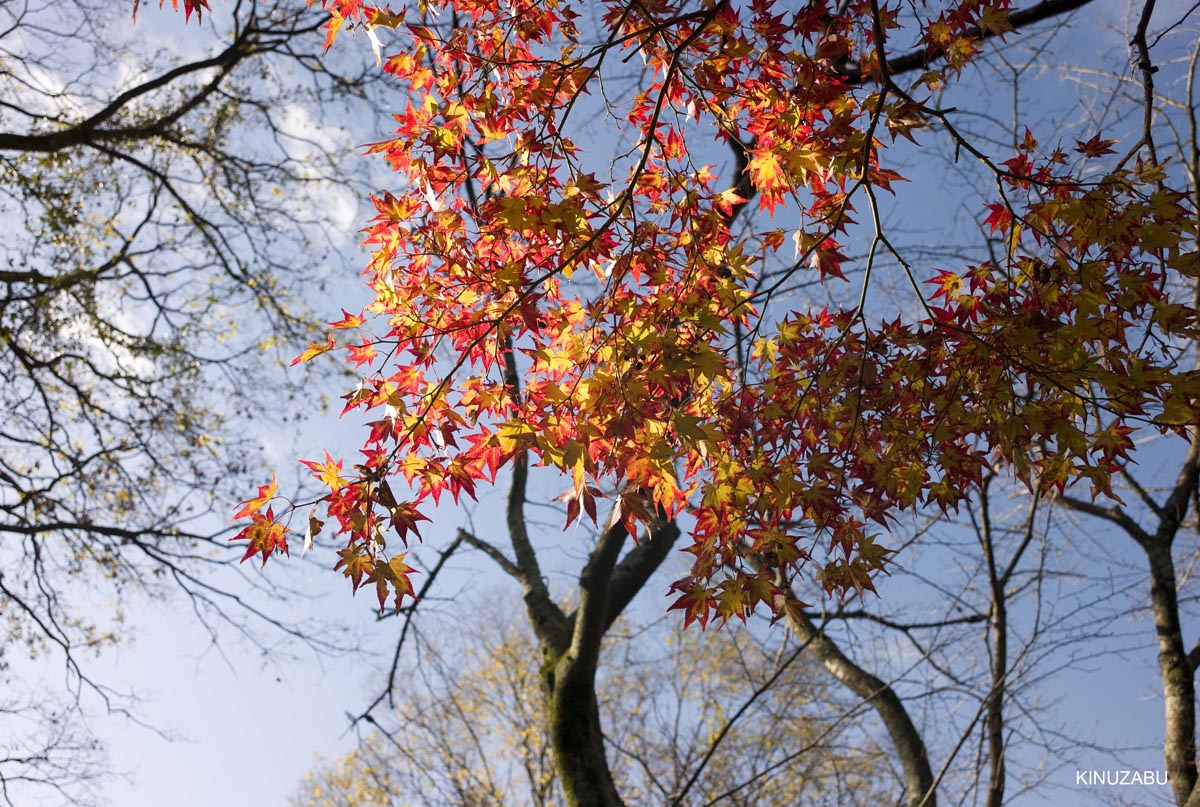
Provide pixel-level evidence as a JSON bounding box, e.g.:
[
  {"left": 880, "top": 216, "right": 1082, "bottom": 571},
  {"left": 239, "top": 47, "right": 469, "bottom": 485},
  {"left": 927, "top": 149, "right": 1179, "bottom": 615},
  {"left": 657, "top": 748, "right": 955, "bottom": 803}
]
[
  {"left": 602, "top": 516, "right": 680, "bottom": 631},
  {"left": 826, "top": 609, "right": 988, "bottom": 632},
  {"left": 0, "top": 31, "right": 256, "bottom": 153},
  {"left": 457, "top": 527, "right": 521, "bottom": 580},
  {"left": 1129, "top": 0, "right": 1161, "bottom": 165},
  {"left": 844, "top": 0, "right": 1101, "bottom": 85},
  {"left": 570, "top": 522, "right": 628, "bottom": 669},
  {"left": 1119, "top": 466, "right": 1167, "bottom": 521},
  {"left": 1156, "top": 434, "right": 1200, "bottom": 545},
  {"left": 1057, "top": 495, "right": 1153, "bottom": 545},
  {"left": 784, "top": 601, "right": 936, "bottom": 807},
  {"left": 501, "top": 336, "right": 569, "bottom": 650}
]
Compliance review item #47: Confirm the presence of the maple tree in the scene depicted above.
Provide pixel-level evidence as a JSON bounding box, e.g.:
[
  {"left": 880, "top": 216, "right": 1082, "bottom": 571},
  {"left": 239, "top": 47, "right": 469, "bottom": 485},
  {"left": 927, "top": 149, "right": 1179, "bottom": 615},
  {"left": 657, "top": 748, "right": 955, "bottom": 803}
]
[
  {"left": 306, "top": 482, "right": 1132, "bottom": 807},
  {"left": 153, "top": 0, "right": 1197, "bottom": 805},
  {"left": 236, "top": 0, "right": 1199, "bottom": 626}
]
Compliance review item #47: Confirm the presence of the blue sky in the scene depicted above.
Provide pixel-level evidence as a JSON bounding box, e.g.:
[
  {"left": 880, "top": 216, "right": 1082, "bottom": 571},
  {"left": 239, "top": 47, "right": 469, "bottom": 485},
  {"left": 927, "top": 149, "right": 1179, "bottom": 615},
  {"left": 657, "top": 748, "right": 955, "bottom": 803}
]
[{"left": 10, "top": 0, "right": 1200, "bottom": 805}]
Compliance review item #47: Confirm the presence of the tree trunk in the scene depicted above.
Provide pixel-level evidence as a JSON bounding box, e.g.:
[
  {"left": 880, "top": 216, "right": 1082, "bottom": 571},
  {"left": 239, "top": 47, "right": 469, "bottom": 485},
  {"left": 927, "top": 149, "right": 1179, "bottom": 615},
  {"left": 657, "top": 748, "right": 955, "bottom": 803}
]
[
  {"left": 1145, "top": 539, "right": 1199, "bottom": 806},
  {"left": 536, "top": 521, "right": 633, "bottom": 807},
  {"left": 543, "top": 648, "right": 627, "bottom": 807},
  {"left": 980, "top": 492, "right": 1008, "bottom": 807}
]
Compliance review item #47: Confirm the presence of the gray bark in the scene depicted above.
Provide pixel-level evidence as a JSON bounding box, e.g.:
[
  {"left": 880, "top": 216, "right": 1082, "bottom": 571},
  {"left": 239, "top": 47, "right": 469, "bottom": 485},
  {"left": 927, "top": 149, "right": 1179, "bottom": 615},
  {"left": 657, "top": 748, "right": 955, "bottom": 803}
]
[
  {"left": 784, "top": 605, "right": 937, "bottom": 807},
  {"left": 1062, "top": 436, "right": 1200, "bottom": 807}
]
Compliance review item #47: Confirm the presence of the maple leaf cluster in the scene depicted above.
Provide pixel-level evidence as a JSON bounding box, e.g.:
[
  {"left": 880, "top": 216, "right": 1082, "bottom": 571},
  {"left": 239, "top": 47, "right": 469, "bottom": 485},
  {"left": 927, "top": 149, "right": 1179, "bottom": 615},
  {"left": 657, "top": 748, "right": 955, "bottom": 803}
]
[
  {"left": 223, "top": 0, "right": 1197, "bottom": 625},
  {"left": 132, "top": 0, "right": 210, "bottom": 23}
]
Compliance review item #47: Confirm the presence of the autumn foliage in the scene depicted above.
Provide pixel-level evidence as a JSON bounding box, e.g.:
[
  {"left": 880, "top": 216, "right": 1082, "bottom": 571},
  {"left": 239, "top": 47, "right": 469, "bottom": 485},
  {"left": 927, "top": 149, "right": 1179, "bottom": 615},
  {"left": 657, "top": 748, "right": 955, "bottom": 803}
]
[
  {"left": 217, "top": 0, "right": 1199, "bottom": 624},
  {"left": 133, "top": 0, "right": 211, "bottom": 22}
]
